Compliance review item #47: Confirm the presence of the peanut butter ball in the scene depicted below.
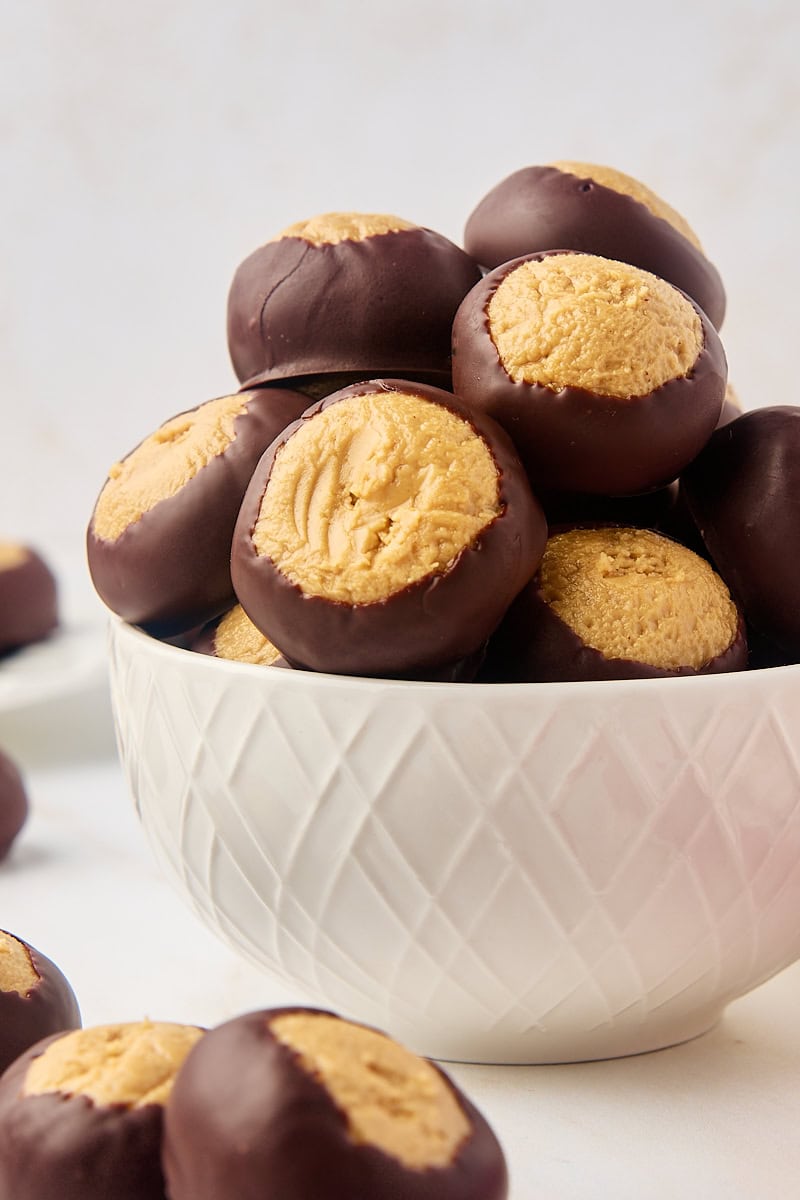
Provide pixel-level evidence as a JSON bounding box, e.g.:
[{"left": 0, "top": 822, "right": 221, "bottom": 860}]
[
  {"left": 452, "top": 250, "right": 726, "bottom": 496},
  {"left": 192, "top": 603, "right": 292, "bottom": 668},
  {"left": 0, "top": 544, "right": 58, "bottom": 655},
  {"left": 0, "top": 930, "right": 80, "bottom": 1077},
  {"left": 463, "top": 161, "right": 725, "bottom": 327},
  {"left": 86, "top": 386, "right": 310, "bottom": 637},
  {"left": 681, "top": 406, "right": 800, "bottom": 658},
  {"left": 483, "top": 526, "right": 746, "bottom": 682},
  {"left": 162, "top": 1007, "right": 508, "bottom": 1200},
  {"left": 226, "top": 212, "right": 482, "bottom": 392},
  {"left": 231, "top": 378, "right": 546, "bottom": 678},
  {"left": 0, "top": 1020, "right": 203, "bottom": 1200}
]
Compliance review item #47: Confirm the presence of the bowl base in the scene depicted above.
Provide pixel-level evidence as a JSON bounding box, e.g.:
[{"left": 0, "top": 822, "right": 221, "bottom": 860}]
[{"left": 372, "top": 1002, "right": 725, "bottom": 1066}]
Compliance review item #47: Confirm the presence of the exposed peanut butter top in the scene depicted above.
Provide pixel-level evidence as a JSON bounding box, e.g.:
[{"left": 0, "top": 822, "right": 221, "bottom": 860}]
[
  {"left": 0, "top": 543, "right": 28, "bottom": 571},
  {"left": 488, "top": 253, "right": 703, "bottom": 398},
  {"left": 551, "top": 160, "right": 703, "bottom": 250},
  {"left": 23, "top": 1021, "right": 204, "bottom": 1107},
  {"left": 270, "top": 1012, "right": 470, "bottom": 1170},
  {"left": 92, "top": 393, "right": 251, "bottom": 542},
  {"left": 539, "top": 527, "right": 739, "bottom": 670},
  {"left": 213, "top": 604, "right": 282, "bottom": 666},
  {"left": 0, "top": 931, "right": 39, "bottom": 996},
  {"left": 252, "top": 390, "right": 501, "bottom": 604},
  {"left": 275, "top": 212, "right": 416, "bottom": 246}
]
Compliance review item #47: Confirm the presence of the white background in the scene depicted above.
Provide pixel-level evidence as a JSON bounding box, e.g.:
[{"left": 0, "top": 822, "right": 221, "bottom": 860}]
[{"left": 2, "top": 0, "right": 799, "bottom": 617}]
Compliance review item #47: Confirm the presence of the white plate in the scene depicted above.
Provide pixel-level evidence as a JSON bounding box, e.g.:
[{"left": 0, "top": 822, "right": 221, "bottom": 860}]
[{"left": 0, "top": 623, "right": 108, "bottom": 713}]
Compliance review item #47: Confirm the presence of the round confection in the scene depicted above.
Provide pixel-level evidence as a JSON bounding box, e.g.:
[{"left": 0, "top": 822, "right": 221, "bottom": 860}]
[
  {"left": 192, "top": 603, "right": 292, "bottom": 668},
  {"left": 0, "top": 930, "right": 81, "bottom": 1077},
  {"left": 0, "top": 1020, "right": 203, "bottom": 1200},
  {"left": 226, "top": 212, "right": 482, "bottom": 390},
  {"left": 231, "top": 379, "right": 547, "bottom": 678},
  {"left": 0, "top": 749, "right": 28, "bottom": 860},
  {"left": 463, "top": 161, "right": 725, "bottom": 328},
  {"left": 162, "top": 1006, "right": 508, "bottom": 1200},
  {"left": 86, "top": 387, "right": 310, "bottom": 638},
  {"left": 680, "top": 406, "right": 800, "bottom": 656},
  {"left": 482, "top": 526, "right": 746, "bottom": 682},
  {"left": 0, "top": 544, "right": 58, "bottom": 655},
  {"left": 451, "top": 250, "right": 726, "bottom": 496}
]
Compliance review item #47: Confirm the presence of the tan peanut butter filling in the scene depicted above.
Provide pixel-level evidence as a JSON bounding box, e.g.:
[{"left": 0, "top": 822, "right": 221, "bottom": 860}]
[
  {"left": 214, "top": 604, "right": 282, "bottom": 666},
  {"left": 270, "top": 1012, "right": 470, "bottom": 1170},
  {"left": 23, "top": 1021, "right": 203, "bottom": 1107},
  {"left": 276, "top": 212, "right": 415, "bottom": 247},
  {"left": 488, "top": 253, "right": 703, "bottom": 398},
  {"left": 0, "top": 931, "right": 39, "bottom": 996},
  {"left": 92, "top": 393, "right": 252, "bottom": 542},
  {"left": 550, "top": 160, "right": 703, "bottom": 250},
  {"left": 252, "top": 390, "right": 501, "bottom": 604},
  {"left": 539, "top": 527, "right": 738, "bottom": 671},
  {"left": 0, "top": 543, "right": 28, "bottom": 571}
]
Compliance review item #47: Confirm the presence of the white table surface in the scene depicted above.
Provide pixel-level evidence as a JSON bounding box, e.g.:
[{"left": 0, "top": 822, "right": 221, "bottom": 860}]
[{"left": 1, "top": 627, "right": 798, "bottom": 1200}]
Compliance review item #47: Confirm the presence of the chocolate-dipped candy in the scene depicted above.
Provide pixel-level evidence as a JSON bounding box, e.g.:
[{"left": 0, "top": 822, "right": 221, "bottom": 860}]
[
  {"left": 452, "top": 250, "right": 727, "bottom": 496},
  {"left": 680, "top": 406, "right": 800, "bottom": 656},
  {"left": 0, "top": 930, "right": 80, "bottom": 1077},
  {"left": 463, "top": 161, "right": 725, "bottom": 328},
  {"left": 226, "top": 213, "right": 482, "bottom": 391},
  {"left": 192, "top": 603, "right": 293, "bottom": 668},
  {"left": 87, "top": 387, "right": 310, "bottom": 638},
  {"left": 162, "top": 1007, "right": 508, "bottom": 1200},
  {"left": 0, "top": 750, "right": 28, "bottom": 861},
  {"left": 0, "top": 544, "right": 57, "bottom": 654},
  {"left": 482, "top": 526, "right": 746, "bottom": 682},
  {"left": 231, "top": 378, "right": 547, "bottom": 678},
  {"left": 538, "top": 483, "right": 678, "bottom": 533},
  {"left": 190, "top": 604, "right": 485, "bottom": 680},
  {"left": 0, "top": 1020, "right": 203, "bottom": 1200}
]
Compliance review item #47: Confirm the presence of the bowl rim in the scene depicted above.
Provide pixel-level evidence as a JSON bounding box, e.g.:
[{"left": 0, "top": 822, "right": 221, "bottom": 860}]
[{"left": 108, "top": 614, "right": 800, "bottom": 701}]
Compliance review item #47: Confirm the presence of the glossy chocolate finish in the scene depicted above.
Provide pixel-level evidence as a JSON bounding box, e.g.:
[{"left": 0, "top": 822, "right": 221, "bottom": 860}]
[
  {"left": 481, "top": 570, "right": 748, "bottom": 683},
  {"left": 0, "top": 1035, "right": 166, "bottom": 1200},
  {"left": 163, "top": 1008, "right": 508, "bottom": 1200},
  {"left": 87, "top": 387, "right": 311, "bottom": 638},
  {"left": 451, "top": 251, "right": 727, "bottom": 497},
  {"left": 231, "top": 379, "right": 547, "bottom": 677},
  {"left": 0, "top": 936, "right": 80, "bottom": 1079},
  {"left": 0, "top": 752, "right": 27, "bottom": 861},
  {"left": 226, "top": 228, "right": 482, "bottom": 388},
  {"left": 463, "top": 164, "right": 726, "bottom": 327},
  {"left": 680, "top": 406, "right": 800, "bottom": 655},
  {"left": 0, "top": 549, "right": 57, "bottom": 654}
]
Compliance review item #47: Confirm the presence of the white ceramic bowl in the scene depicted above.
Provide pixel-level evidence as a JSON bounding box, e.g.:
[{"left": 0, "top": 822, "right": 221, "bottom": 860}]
[{"left": 108, "top": 615, "right": 800, "bottom": 1064}]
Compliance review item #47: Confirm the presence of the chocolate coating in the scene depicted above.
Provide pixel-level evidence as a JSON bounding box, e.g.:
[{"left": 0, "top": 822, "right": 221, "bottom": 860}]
[
  {"left": 481, "top": 572, "right": 747, "bottom": 683},
  {"left": 0, "top": 934, "right": 81, "bottom": 1078},
  {"left": 226, "top": 227, "right": 482, "bottom": 389},
  {"left": 162, "top": 1008, "right": 508, "bottom": 1200},
  {"left": 0, "top": 1035, "right": 166, "bottom": 1200},
  {"left": 680, "top": 406, "right": 800, "bottom": 655},
  {"left": 451, "top": 250, "right": 727, "bottom": 496},
  {"left": 0, "top": 548, "right": 58, "bottom": 654},
  {"left": 0, "top": 750, "right": 27, "bottom": 861},
  {"left": 230, "top": 379, "right": 547, "bottom": 678},
  {"left": 86, "top": 387, "right": 311, "bottom": 638},
  {"left": 538, "top": 484, "right": 678, "bottom": 532},
  {"left": 463, "top": 164, "right": 725, "bottom": 327}
]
